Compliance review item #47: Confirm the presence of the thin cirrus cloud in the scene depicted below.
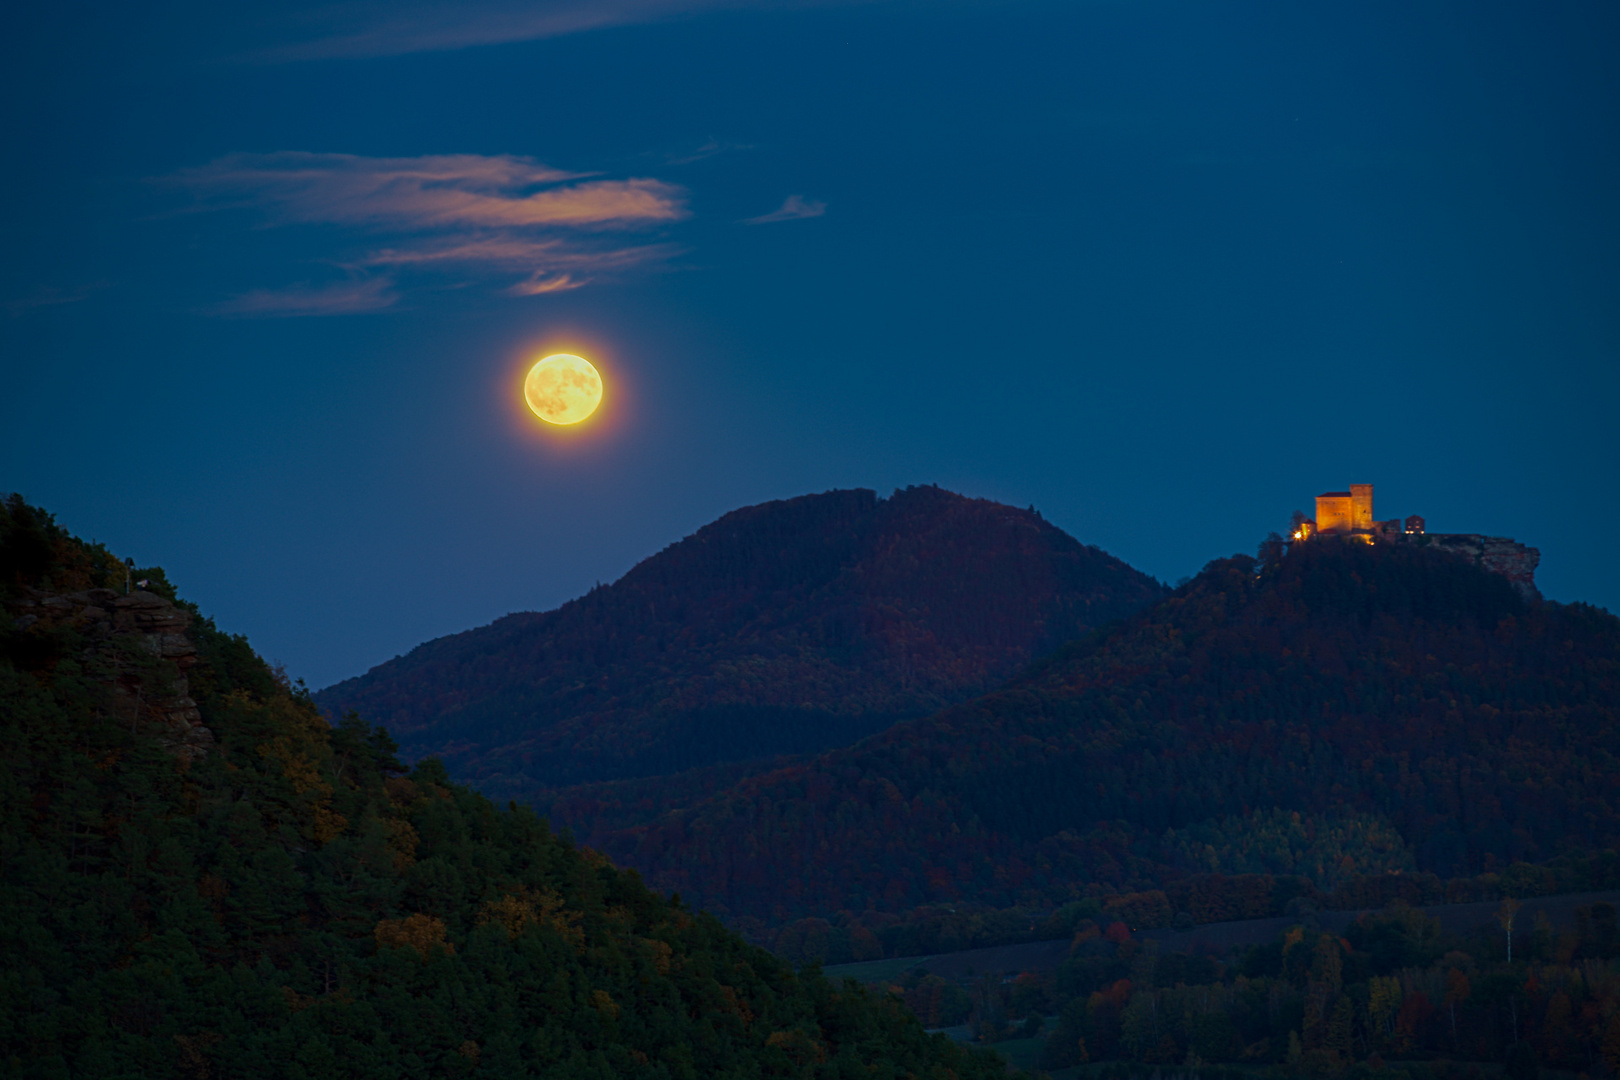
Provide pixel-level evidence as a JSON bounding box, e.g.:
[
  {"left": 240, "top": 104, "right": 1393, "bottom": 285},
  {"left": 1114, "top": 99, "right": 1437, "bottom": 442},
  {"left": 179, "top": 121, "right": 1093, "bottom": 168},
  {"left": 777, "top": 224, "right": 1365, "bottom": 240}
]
[
  {"left": 744, "top": 195, "right": 827, "bottom": 225},
  {"left": 357, "top": 234, "right": 682, "bottom": 296},
  {"left": 173, "top": 152, "right": 683, "bottom": 230},
  {"left": 666, "top": 138, "right": 754, "bottom": 166},
  {"left": 171, "top": 151, "right": 688, "bottom": 315},
  {"left": 5, "top": 284, "right": 100, "bottom": 319},
  {"left": 263, "top": 0, "right": 873, "bottom": 61},
  {"left": 214, "top": 277, "right": 400, "bottom": 318}
]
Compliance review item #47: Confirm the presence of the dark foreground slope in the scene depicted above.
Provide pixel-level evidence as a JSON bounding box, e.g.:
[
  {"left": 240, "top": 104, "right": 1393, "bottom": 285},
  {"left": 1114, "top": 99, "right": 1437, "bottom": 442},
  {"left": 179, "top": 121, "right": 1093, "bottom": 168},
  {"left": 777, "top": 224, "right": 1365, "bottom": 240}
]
[
  {"left": 0, "top": 496, "right": 1012, "bottom": 1080},
  {"left": 606, "top": 537, "right": 1620, "bottom": 923},
  {"left": 317, "top": 486, "right": 1163, "bottom": 797}
]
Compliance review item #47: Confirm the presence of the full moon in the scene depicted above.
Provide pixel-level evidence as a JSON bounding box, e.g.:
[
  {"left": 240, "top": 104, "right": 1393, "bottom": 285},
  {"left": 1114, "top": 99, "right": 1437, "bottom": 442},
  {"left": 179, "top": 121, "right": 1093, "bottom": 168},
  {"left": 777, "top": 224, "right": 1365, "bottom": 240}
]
[{"left": 523, "top": 354, "right": 603, "bottom": 426}]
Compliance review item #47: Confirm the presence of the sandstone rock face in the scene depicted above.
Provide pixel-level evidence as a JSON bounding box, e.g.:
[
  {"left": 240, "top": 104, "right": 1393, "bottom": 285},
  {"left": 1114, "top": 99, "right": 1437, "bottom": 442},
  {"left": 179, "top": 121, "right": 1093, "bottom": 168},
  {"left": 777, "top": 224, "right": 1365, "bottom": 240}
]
[
  {"left": 1423, "top": 534, "right": 1542, "bottom": 600},
  {"left": 9, "top": 587, "right": 213, "bottom": 759},
  {"left": 111, "top": 589, "right": 198, "bottom": 662}
]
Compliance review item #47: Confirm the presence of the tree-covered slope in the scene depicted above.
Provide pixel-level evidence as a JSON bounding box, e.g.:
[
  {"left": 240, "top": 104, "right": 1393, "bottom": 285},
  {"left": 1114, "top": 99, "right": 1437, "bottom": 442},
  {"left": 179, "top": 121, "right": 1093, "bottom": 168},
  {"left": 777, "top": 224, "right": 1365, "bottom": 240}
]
[
  {"left": 316, "top": 485, "right": 1164, "bottom": 797},
  {"left": 0, "top": 496, "right": 1013, "bottom": 1080},
  {"left": 604, "top": 537, "right": 1620, "bottom": 924}
]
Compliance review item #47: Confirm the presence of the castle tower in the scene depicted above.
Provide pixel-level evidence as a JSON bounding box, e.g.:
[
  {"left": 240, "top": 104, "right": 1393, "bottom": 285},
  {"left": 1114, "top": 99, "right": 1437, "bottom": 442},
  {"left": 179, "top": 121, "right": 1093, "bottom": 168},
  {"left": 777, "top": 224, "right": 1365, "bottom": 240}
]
[
  {"left": 1350, "top": 484, "right": 1374, "bottom": 531},
  {"left": 1315, "top": 491, "right": 1353, "bottom": 533}
]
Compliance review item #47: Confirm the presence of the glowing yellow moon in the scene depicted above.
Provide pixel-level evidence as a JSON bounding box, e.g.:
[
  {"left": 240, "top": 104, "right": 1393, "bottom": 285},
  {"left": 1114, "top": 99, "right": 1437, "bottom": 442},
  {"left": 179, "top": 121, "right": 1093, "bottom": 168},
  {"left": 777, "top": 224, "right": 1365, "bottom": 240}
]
[{"left": 524, "top": 354, "right": 603, "bottom": 425}]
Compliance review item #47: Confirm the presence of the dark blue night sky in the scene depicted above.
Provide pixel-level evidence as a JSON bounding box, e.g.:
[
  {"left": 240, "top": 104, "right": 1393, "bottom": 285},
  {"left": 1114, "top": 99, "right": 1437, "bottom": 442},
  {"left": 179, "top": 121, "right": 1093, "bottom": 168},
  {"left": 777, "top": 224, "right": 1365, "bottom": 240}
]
[{"left": 5, "top": 1, "right": 1617, "bottom": 688}]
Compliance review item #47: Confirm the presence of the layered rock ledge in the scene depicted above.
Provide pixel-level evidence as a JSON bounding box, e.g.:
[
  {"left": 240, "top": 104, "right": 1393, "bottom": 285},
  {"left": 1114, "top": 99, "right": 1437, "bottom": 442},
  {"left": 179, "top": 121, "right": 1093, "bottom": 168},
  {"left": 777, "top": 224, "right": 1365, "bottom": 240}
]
[
  {"left": 1422, "top": 534, "right": 1541, "bottom": 600},
  {"left": 9, "top": 587, "right": 214, "bottom": 759}
]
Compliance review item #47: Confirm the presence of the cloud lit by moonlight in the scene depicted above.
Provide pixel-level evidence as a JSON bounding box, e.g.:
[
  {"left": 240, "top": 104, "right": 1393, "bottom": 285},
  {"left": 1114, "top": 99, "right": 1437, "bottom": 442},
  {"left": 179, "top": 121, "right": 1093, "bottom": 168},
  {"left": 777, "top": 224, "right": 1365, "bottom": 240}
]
[{"left": 524, "top": 354, "right": 603, "bottom": 425}]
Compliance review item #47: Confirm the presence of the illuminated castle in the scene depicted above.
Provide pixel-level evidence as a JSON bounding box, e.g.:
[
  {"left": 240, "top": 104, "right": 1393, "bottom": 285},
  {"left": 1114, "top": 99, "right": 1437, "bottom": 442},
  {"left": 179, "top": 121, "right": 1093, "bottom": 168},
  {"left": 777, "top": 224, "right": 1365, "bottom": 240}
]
[
  {"left": 1289, "top": 483, "right": 1539, "bottom": 599},
  {"left": 1292, "top": 484, "right": 1421, "bottom": 542}
]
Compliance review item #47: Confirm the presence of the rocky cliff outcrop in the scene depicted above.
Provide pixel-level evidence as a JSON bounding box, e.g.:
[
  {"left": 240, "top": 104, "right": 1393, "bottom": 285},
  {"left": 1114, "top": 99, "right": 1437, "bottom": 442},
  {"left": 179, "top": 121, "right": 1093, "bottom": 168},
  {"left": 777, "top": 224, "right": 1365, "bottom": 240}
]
[
  {"left": 1422, "top": 534, "right": 1541, "bottom": 600},
  {"left": 8, "top": 587, "right": 214, "bottom": 759}
]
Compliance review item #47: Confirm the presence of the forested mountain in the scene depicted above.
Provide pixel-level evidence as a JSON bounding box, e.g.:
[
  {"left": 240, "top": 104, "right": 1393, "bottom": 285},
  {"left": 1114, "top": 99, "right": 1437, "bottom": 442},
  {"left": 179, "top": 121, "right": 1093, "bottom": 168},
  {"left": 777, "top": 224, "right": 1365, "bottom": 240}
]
[
  {"left": 592, "top": 536, "right": 1620, "bottom": 929},
  {"left": 0, "top": 495, "right": 1014, "bottom": 1080},
  {"left": 316, "top": 486, "right": 1164, "bottom": 798}
]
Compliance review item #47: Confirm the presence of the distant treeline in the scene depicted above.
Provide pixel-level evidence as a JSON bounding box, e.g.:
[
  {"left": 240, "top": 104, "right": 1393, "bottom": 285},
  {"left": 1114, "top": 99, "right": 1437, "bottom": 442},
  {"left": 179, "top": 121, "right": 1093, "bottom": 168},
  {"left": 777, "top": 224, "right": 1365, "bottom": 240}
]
[
  {"left": 1016, "top": 897, "right": 1620, "bottom": 1073},
  {"left": 866, "top": 896, "right": 1620, "bottom": 1073},
  {"left": 760, "top": 850, "right": 1620, "bottom": 966}
]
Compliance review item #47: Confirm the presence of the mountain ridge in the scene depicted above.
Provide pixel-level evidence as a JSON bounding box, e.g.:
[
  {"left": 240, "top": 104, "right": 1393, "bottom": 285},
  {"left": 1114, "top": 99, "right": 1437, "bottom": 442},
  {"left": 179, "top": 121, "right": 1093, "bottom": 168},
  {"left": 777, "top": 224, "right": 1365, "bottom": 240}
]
[
  {"left": 568, "top": 536, "right": 1620, "bottom": 926},
  {"left": 316, "top": 485, "right": 1166, "bottom": 796}
]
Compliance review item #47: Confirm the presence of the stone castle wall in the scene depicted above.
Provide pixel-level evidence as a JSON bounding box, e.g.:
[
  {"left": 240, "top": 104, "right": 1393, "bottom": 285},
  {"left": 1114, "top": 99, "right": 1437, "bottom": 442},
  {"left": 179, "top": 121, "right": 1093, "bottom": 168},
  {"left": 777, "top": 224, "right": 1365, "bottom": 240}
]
[{"left": 1316, "top": 494, "right": 1353, "bottom": 533}]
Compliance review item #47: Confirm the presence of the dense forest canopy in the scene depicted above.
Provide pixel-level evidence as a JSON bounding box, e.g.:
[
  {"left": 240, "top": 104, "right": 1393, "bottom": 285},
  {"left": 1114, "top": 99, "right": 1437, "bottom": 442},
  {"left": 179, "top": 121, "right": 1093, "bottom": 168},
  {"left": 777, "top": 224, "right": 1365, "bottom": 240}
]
[
  {"left": 315, "top": 486, "right": 1165, "bottom": 798},
  {"left": 589, "top": 537, "right": 1620, "bottom": 930},
  {"left": 962, "top": 893, "right": 1620, "bottom": 1074},
  {"left": 0, "top": 495, "right": 1014, "bottom": 1080}
]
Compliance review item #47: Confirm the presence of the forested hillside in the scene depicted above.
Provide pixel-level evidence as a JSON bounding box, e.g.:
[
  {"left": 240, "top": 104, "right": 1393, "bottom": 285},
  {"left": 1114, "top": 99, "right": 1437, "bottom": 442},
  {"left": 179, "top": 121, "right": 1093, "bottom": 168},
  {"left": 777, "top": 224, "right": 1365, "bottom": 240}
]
[
  {"left": 316, "top": 486, "right": 1164, "bottom": 798},
  {"left": 0, "top": 495, "right": 1014, "bottom": 1080},
  {"left": 601, "top": 537, "right": 1620, "bottom": 929}
]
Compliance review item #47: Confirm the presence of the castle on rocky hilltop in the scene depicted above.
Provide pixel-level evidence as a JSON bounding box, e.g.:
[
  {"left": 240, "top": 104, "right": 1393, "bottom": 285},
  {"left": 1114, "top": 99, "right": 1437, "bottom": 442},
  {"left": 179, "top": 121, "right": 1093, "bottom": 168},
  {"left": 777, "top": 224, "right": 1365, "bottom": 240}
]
[{"left": 1291, "top": 483, "right": 1541, "bottom": 599}]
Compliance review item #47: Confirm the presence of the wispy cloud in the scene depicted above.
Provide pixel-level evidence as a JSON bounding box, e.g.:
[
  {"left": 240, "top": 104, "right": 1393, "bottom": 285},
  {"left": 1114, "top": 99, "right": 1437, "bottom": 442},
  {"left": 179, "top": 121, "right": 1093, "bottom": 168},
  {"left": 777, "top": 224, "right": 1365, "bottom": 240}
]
[
  {"left": 264, "top": 0, "right": 868, "bottom": 61},
  {"left": 509, "top": 273, "right": 585, "bottom": 295},
  {"left": 5, "top": 285, "right": 99, "bottom": 318},
  {"left": 666, "top": 138, "right": 753, "bottom": 166},
  {"left": 215, "top": 277, "right": 399, "bottom": 317},
  {"left": 174, "top": 152, "right": 683, "bottom": 230},
  {"left": 171, "top": 152, "right": 688, "bottom": 315},
  {"left": 355, "top": 234, "right": 679, "bottom": 280},
  {"left": 743, "top": 194, "right": 826, "bottom": 225}
]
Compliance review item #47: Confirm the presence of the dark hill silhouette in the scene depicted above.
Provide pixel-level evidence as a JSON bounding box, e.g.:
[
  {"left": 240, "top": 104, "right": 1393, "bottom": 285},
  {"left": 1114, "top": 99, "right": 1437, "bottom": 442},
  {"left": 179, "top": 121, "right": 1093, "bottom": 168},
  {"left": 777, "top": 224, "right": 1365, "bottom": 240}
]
[
  {"left": 0, "top": 494, "right": 1015, "bottom": 1080},
  {"left": 593, "top": 537, "right": 1620, "bottom": 924},
  {"left": 315, "top": 486, "right": 1165, "bottom": 797}
]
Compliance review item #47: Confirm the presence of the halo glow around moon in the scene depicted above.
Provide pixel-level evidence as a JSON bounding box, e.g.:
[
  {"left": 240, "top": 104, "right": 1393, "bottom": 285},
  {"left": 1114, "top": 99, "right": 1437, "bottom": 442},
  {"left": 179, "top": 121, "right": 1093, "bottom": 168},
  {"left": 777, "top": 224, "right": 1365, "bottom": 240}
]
[{"left": 524, "top": 354, "right": 603, "bottom": 426}]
